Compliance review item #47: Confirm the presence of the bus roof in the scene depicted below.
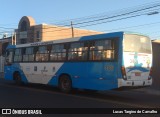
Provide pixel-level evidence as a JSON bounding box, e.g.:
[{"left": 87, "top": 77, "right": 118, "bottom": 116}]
[
  {"left": 6, "top": 31, "right": 149, "bottom": 49},
  {"left": 124, "top": 31, "right": 149, "bottom": 37}
]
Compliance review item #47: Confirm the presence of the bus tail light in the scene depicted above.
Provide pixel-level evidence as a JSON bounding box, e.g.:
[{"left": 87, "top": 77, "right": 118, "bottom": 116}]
[
  {"left": 121, "top": 66, "right": 127, "bottom": 80},
  {"left": 148, "top": 67, "right": 152, "bottom": 80}
]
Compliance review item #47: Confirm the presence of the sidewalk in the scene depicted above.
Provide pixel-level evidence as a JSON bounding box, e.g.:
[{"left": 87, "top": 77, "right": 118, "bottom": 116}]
[{"left": 132, "top": 86, "right": 160, "bottom": 96}]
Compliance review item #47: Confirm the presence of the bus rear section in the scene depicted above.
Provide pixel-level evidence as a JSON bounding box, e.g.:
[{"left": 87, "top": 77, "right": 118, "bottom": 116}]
[{"left": 118, "top": 34, "right": 152, "bottom": 88}]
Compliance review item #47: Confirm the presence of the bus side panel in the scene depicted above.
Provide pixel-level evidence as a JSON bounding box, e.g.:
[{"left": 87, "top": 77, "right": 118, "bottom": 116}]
[
  {"left": 49, "top": 62, "right": 119, "bottom": 91},
  {"left": 4, "top": 63, "right": 28, "bottom": 83},
  {"left": 20, "top": 63, "right": 63, "bottom": 85},
  {"left": 4, "top": 66, "right": 14, "bottom": 80},
  {"left": 86, "top": 62, "right": 118, "bottom": 90},
  {"left": 48, "top": 34, "right": 124, "bottom": 91},
  {"left": 48, "top": 62, "right": 89, "bottom": 88}
]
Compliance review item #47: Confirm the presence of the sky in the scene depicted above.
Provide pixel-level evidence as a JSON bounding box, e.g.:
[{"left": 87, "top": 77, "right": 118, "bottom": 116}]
[{"left": 0, "top": 0, "right": 160, "bottom": 39}]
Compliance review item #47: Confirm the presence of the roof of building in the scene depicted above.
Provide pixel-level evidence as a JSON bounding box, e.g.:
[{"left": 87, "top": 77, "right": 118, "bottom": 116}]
[{"left": 152, "top": 39, "right": 160, "bottom": 44}]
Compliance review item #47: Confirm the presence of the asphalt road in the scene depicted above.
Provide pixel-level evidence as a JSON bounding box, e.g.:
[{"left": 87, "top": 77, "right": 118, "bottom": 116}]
[{"left": 0, "top": 78, "right": 160, "bottom": 116}]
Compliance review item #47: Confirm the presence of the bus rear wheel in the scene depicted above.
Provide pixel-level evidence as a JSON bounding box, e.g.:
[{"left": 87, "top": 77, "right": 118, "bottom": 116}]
[
  {"left": 14, "top": 72, "right": 22, "bottom": 85},
  {"left": 59, "top": 75, "right": 72, "bottom": 93}
]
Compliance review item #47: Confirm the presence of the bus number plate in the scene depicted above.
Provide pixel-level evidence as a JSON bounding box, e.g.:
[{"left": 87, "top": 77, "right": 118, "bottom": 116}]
[
  {"left": 105, "top": 65, "right": 114, "bottom": 71},
  {"left": 135, "top": 72, "right": 141, "bottom": 76}
]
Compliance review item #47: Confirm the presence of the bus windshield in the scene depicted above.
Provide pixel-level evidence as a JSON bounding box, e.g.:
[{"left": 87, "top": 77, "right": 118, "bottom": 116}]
[{"left": 123, "top": 34, "right": 151, "bottom": 54}]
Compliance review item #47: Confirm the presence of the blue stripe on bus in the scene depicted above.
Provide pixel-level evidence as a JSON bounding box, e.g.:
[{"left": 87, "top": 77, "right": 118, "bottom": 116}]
[
  {"left": 14, "top": 63, "right": 28, "bottom": 83},
  {"left": 127, "top": 67, "right": 149, "bottom": 72},
  {"left": 79, "top": 31, "right": 124, "bottom": 41},
  {"left": 48, "top": 62, "right": 120, "bottom": 90}
]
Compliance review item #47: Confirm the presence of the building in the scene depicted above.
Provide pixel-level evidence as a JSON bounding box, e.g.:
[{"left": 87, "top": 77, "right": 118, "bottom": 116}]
[
  {"left": 15, "top": 16, "right": 102, "bottom": 44},
  {"left": 152, "top": 40, "right": 160, "bottom": 89},
  {"left": 0, "top": 37, "right": 12, "bottom": 74},
  {"left": 0, "top": 16, "right": 101, "bottom": 74}
]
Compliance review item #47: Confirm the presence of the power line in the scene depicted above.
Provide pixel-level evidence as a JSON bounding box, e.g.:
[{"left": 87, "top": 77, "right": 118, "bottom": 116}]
[
  {"left": 1, "top": 1, "right": 160, "bottom": 39},
  {"left": 72, "top": 5, "right": 160, "bottom": 26},
  {"left": 49, "top": 1, "right": 160, "bottom": 26},
  {"left": 1, "top": 8, "right": 159, "bottom": 36},
  {"left": 22, "top": 1, "right": 160, "bottom": 31},
  {"left": 0, "top": 27, "right": 15, "bottom": 29}
]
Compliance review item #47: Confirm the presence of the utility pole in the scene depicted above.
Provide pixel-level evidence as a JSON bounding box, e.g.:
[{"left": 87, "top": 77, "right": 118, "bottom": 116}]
[
  {"left": 15, "top": 32, "right": 16, "bottom": 45},
  {"left": 71, "top": 21, "right": 74, "bottom": 38},
  {"left": 12, "top": 33, "right": 14, "bottom": 45},
  {"left": 12, "top": 32, "right": 17, "bottom": 45}
]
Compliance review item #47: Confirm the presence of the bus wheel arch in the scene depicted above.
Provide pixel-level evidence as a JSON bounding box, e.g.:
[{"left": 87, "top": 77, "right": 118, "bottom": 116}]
[
  {"left": 13, "top": 71, "right": 22, "bottom": 85},
  {"left": 58, "top": 74, "right": 72, "bottom": 93}
]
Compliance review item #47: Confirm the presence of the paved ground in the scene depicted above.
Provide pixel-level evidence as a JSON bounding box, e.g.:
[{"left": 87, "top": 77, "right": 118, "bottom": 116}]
[
  {"left": 0, "top": 74, "right": 160, "bottom": 95},
  {"left": 0, "top": 78, "right": 160, "bottom": 116}
]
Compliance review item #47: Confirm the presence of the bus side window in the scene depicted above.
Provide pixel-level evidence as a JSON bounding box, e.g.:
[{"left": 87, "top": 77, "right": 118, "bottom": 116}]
[
  {"left": 68, "top": 42, "right": 88, "bottom": 61},
  {"left": 23, "top": 47, "right": 34, "bottom": 62},
  {"left": 14, "top": 48, "right": 22, "bottom": 62},
  {"left": 35, "top": 47, "right": 40, "bottom": 61},
  {"left": 50, "top": 44, "right": 66, "bottom": 61},
  {"left": 35, "top": 46, "right": 46, "bottom": 61},
  {"left": 103, "top": 50, "right": 113, "bottom": 59},
  {"left": 5, "top": 50, "right": 13, "bottom": 65},
  {"left": 89, "top": 39, "right": 115, "bottom": 61}
]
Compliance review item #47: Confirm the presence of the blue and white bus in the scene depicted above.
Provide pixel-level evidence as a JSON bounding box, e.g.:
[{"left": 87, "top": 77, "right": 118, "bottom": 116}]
[{"left": 4, "top": 31, "right": 152, "bottom": 93}]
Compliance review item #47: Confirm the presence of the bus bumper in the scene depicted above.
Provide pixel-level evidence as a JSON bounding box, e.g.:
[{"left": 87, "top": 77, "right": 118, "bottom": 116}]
[{"left": 118, "top": 78, "right": 152, "bottom": 88}]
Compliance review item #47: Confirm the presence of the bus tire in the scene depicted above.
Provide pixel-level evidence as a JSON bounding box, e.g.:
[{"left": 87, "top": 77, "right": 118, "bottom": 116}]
[
  {"left": 14, "top": 72, "right": 22, "bottom": 85},
  {"left": 59, "top": 75, "right": 72, "bottom": 93}
]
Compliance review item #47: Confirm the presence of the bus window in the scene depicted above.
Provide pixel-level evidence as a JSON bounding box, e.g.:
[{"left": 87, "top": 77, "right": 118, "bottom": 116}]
[
  {"left": 89, "top": 39, "right": 115, "bottom": 61},
  {"left": 123, "top": 34, "right": 152, "bottom": 68},
  {"left": 23, "top": 47, "right": 34, "bottom": 62},
  {"left": 14, "top": 48, "right": 22, "bottom": 62},
  {"left": 68, "top": 42, "right": 88, "bottom": 61},
  {"left": 124, "top": 34, "right": 151, "bottom": 54},
  {"left": 50, "top": 44, "right": 66, "bottom": 61},
  {"left": 5, "top": 50, "right": 14, "bottom": 65},
  {"left": 35, "top": 46, "right": 49, "bottom": 61}
]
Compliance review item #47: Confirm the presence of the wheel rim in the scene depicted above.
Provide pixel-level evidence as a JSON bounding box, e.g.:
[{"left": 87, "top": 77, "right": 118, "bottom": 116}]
[
  {"left": 15, "top": 73, "right": 21, "bottom": 85},
  {"left": 61, "top": 78, "right": 70, "bottom": 90},
  {"left": 59, "top": 76, "right": 72, "bottom": 93}
]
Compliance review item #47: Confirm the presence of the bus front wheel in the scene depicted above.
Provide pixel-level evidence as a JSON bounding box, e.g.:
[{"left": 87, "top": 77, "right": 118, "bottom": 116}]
[
  {"left": 59, "top": 75, "right": 72, "bottom": 93},
  {"left": 14, "top": 72, "right": 22, "bottom": 85}
]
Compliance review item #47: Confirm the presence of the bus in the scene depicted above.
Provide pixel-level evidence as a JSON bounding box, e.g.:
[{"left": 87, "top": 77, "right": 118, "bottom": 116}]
[{"left": 4, "top": 31, "right": 152, "bottom": 93}]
